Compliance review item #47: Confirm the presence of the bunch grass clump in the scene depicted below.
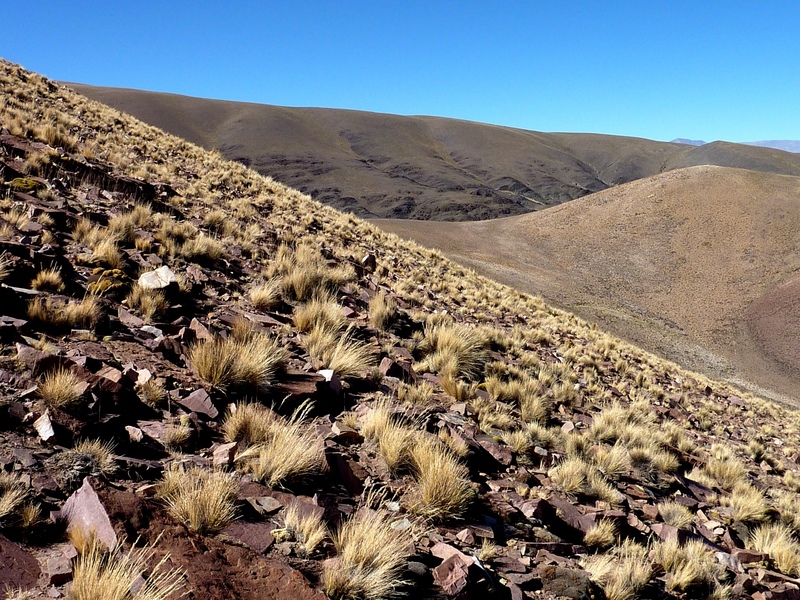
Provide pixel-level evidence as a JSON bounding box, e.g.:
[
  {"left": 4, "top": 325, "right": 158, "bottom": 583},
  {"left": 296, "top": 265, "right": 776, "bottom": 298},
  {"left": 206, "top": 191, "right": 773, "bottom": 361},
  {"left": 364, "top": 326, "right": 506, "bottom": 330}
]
[
  {"left": 190, "top": 327, "right": 286, "bottom": 394},
  {"left": 159, "top": 464, "right": 237, "bottom": 534},
  {"left": 416, "top": 320, "right": 488, "bottom": 379},
  {"left": 28, "top": 295, "right": 102, "bottom": 329},
  {"left": 323, "top": 509, "right": 409, "bottom": 600},
  {"left": 233, "top": 404, "right": 324, "bottom": 487},
  {"left": 407, "top": 437, "right": 474, "bottom": 520},
  {"left": 38, "top": 367, "right": 84, "bottom": 408},
  {"left": 70, "top": 538, "right": 185, "bottom": 600},
  {"left": 303, "top": 325, "right": 375, "bottom": 379}
]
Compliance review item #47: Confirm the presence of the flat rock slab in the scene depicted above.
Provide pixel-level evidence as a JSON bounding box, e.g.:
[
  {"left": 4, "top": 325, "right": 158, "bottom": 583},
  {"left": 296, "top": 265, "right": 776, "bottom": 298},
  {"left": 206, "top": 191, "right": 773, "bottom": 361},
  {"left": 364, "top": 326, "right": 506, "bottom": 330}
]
[{"left": 61, "top": 477, "right": 118, "bottom": 551}]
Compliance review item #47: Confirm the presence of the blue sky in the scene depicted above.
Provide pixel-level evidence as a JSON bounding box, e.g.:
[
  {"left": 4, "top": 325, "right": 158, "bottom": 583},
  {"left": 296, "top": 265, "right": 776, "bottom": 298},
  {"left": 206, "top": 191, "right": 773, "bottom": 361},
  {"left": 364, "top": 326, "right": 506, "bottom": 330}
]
[{"left": 3, "top": 1, "right": 798, "bottom": 142}]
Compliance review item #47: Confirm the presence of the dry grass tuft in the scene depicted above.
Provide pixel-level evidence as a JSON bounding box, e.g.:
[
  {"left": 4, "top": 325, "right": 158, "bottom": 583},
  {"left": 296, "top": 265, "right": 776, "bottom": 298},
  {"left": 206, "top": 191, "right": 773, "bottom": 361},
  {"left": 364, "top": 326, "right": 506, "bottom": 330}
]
[
  {"left": 303, "top": 325, "right": 375, "bottom": 379},
  {"left": 416, "top": 321, "right": 488, "bottom": 379},
  {"left": 62, "top": 439, "right": 117, "bottom": 477},
  {"left": 28, "top": 295, "right": 102, "bottom": 329},
  {"left": 653, "top": 538, "right": 723, "bottom": 593},
  {"left": 749, "top": 523, "right": 800, "bottom": 576},
  {"left": 323, "top": 509, "right": 409, "bottom": 600},
  {"left": 293, "top": 294, "right": 346, "bottom": 333},
  {"left": 159, "top": 464, "right": 237, "bottom": 534},
  {"left": 250, "top": 279, "right": 281, "bottom": 311},
  {"left": 190, "top": 329, "right": 286, "bottom": 394},
  {"left": 369, "top": 291, "right": 397, "bottom": 330},
  {"left": 407, "top": 437, "right": 474, "bottom": 520},
  {"left": 70, "top": 538, "right": 185, "bottom": 600},
  {"left": 126, "top": 283, "right": 168, "bottom": 322},
  {"left": 583, "top": 518, "right": 618, "bottom": 549},
  {"left": 137, "top": 379, "right": 166, "bottom": 407},
  {"left": 38, "top": 367, "right": 84, "bottom": 408},
  {"left": 0, "top": 472, "right": 29, "bottom": 525},
  {"left": 584, "top": 539, "right": 652, "bottom": 600},
  {"left": 283, "top": 502, "right": 328, "bottom": 556},
  {"left": 30, "top": 267, "right": 64, "bottom": 291},
  {"left": 657, "top": 500, "right": 694, "bottom": 530},
  {"left": 222, "top": 402, "right": 278, "bottom": 446},
  {"left": 234, "top": 405, "right": 324, "bottom": 487}
]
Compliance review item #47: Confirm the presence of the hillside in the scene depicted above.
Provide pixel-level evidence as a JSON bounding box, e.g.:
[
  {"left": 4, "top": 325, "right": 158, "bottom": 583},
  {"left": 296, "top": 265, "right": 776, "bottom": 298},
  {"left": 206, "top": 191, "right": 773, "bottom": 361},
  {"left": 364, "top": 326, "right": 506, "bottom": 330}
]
[
  {"left": 70, "top": 83, "right": 800, "bottom": 221},
  {"left": 378, "top": 165, "right": 800, "bottom": 403},
  {"left": 5, "top": 60, "right": 800, "bottom": 600}
]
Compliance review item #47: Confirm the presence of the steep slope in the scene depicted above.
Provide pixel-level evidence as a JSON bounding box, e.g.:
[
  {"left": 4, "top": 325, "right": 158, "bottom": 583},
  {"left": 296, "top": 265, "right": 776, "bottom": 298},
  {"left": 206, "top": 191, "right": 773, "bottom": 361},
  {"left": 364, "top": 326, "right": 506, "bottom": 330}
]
[
  {"left": 70, "top": 83, "right": 800, "bottom": 221},
  {"left": 5, "top": 61, "right": 800, "bottom": 600},
  {"left": 378, "top": 166, "right": 800, "bottom": 402}
]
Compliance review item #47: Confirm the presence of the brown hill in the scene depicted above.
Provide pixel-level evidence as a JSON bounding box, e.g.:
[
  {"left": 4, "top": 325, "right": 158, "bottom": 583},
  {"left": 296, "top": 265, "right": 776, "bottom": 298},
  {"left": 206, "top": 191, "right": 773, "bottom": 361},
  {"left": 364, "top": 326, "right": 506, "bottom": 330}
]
[
  {"left": 377, "top": 165, "right": 800, "bottom": 403},
  {"left": 69, "top": 83, "right": 800, "bottom": 221}
]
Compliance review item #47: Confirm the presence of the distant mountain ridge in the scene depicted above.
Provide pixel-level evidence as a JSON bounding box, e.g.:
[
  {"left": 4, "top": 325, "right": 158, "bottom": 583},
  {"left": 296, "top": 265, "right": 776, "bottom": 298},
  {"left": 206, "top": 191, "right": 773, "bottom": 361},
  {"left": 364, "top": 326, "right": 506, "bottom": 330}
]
[
  {"left": 71, "top": 83, "right": 800, "bottom": 220},
  {"left": 672, "top": 138, "right": 800, "bottom": 153}
]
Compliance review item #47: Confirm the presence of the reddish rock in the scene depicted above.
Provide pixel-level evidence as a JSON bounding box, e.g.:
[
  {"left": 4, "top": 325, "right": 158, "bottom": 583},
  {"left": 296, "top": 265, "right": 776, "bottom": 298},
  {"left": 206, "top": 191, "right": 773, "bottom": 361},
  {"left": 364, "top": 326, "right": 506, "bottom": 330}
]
[
  {"left": 179, "top": 388, "right": 219, "bottom": 419},
  {"left": 733, "top": 547, "right": 769, "bottom": 564},
  {"left": 222, "top": 521, "right": 275, "bottom": 554},
  {"left": 0, "top": 534, "right": 40, "bottom": 590},
  {"left": 433, "top": 554, "right": 471, "bottom": 596},
  {"left": 60, "top": 477, "right": 118, "bottom": 551}
]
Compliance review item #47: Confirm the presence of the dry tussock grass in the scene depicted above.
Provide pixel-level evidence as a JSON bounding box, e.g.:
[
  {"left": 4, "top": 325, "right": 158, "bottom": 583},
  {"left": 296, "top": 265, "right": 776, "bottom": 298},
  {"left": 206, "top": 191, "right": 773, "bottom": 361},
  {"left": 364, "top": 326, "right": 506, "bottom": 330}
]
[
  {"left": 416, "top": 320, "right": 488, "bottom": 379},
  {"left": 234, "top": 405, "right": 324, "bottom": 487},
  {"left": 70, "top": 538, "right": 185, "bottom": 600},
  {"left": 159, "top": 464, "right": 237, "bottom": 534},
  {"left": 38, "top": 367, "right": 84, "bottom": 408},
  {"left": 407, "top": 437, "right": 474, "bottom": 520},
  {"left": 293, "top": 294, "right": 346, "bottom": 332},
  {"left": 126, "top": 283, "right": 168, "bottom": 322},
  {"left": 323, "top": 509, "right": 409, "bottom": 600},
  {"left": 369, "top": 291, "right": 397, "bottom": 330},
  {"left": 190, "top": 328, "right": 286, "bottom": 394},
  {"left": 303, "top": 325, "right": 375, "bottom": 379},
  {"left": 30, "top": 267, "right": 64, "bottom": 291},
  {"left": 0, "top": 472, "right": 30, "bottom": 525},
  {"left": 250, "top": 279, "right": 281, "bottom": 311},
  {"left": 28, "top": 295, "right": 102, "bottom": 329},
  {"left": 584, "top": 539, "right": 652, "bottom": 600},
  {"left": 652, "top": 538, "right": 723, "bottom": 593},
  {"left": 282, "top": 501, "right": 327, "bottom": 556}
]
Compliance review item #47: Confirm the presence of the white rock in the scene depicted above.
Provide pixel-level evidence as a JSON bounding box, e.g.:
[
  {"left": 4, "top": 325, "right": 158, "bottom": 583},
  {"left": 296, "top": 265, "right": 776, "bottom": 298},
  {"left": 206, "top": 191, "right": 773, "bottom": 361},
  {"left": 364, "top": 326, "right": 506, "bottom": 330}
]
[{"left": 138, "top": 265, "right": 177, "bottom": 290}]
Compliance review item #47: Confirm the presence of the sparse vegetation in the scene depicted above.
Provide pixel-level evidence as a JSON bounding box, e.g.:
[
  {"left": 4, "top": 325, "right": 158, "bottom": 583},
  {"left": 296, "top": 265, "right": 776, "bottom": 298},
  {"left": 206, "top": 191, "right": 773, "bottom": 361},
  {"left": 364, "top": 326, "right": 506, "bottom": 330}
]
[{"left": 38, "top": 367, "right": 84, "bottom": 408}]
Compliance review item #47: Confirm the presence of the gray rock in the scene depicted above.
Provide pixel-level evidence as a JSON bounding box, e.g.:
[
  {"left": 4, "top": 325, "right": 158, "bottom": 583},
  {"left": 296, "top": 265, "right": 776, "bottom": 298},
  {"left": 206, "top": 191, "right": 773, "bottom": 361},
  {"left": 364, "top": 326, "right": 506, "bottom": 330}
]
[{"left": 138, "top": 265, "right": 176, "bottom": 290}]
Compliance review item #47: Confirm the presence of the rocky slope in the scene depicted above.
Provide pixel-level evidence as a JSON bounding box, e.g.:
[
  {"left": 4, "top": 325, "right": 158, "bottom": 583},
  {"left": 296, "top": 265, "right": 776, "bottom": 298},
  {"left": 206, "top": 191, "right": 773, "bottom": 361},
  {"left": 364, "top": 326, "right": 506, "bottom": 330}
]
[{"left": 2, "top": 60, "right": 800, "bottom": 600}]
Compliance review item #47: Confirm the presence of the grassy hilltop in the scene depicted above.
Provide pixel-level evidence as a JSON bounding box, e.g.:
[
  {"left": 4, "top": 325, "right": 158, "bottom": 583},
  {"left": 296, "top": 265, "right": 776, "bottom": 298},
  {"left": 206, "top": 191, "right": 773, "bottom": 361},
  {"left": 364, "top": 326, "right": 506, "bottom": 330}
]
[{"left": 2, "top": 60, "right": 800, "bottom": 600}]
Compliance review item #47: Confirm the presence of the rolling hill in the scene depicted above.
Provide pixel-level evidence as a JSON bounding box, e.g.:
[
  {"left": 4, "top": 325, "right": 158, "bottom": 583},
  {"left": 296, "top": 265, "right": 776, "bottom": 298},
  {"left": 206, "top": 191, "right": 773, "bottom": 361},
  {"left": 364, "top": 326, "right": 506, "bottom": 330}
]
[
  {"left": 378, "top": 165, "right": 800, "bottom": 403},
  {"left": 70, "top": 83, "right": 800, "bottom": 221}
]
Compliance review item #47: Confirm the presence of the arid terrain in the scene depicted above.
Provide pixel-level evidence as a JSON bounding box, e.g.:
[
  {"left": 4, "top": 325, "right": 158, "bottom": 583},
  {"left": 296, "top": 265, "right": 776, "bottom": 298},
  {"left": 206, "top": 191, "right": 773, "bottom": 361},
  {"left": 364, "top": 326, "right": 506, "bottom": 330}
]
[
  {"left": 378, "top": 166, "right": 800, "bottom": 404},
  {"left": 70, "top": 84, "right": 800, "bottom": 221},
  {"left": 4, "top": 60, "right": 800, "bottom": 600}
]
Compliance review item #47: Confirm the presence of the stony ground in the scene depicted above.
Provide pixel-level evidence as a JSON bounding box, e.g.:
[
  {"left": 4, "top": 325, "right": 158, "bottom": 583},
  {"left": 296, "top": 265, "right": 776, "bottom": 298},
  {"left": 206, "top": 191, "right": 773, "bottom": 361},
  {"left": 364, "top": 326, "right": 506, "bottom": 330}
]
[{"left": 3, "top": 60, "right": 800, "bottom": 600}]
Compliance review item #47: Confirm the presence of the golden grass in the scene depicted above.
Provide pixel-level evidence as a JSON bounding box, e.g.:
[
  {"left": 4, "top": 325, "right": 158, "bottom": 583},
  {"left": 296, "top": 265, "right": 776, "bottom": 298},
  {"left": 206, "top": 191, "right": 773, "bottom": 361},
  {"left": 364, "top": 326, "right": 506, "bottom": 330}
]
[
  {"left": 0, "top": 472, "right": 29, "bottom": 525},
  {"left": 38, "top": 367, "right": 83, "bottom": 408},
  {"left": 30, "top": 267, "right": 64, "bottom": 291},
  {"left": 159, "top": 464, "right": 237, "bottom": 534},
  {"left": 250, "top": 279, "right": 281, "bottom": 311},
  {"left": 189, "top": 329, "right": 286, "bottom": 394},
  {"left": 369, "top": 291, "right": 397, "bottom": 330},
  {"left": 396, "top": 380, "right": 434, "bottom": 405},
  {"left": 653, "top": 538, "right": 723, "bottom": 593},
  {"left": 749, "top": 523, "right": 800, "bottom": 576},
  {"left": 303, "top": 325, "right": 375, "bottom": 379},
  {"left": 293, "top": 294, "right": 346, "bottom": 332},
  {"left": 657, "top": 500, "right": 694, "bottom": 530},
  {"left": 126, "top": 283, "right": 168, "bottom": 322},
  {"left": 283, "top": 502, "right": 327, "bottom": 556},
  {"left": 222, "top": 402, "right": 278, "bottom": 446},
  {"left": 270, "top": 243, "right": 356, "bottom": 301},
  {"left": 28, "top": 295, "right": 102, "bottom": 329},
  {"left": 407, "top": 438, "right": 474, "bottom": 520},
  {"left": 63, "top": 439, "right": 117, "bottom": 477},
  {"left": 548, "top": 456, "right": 624, "bottom": 505},
  {"left": 416, "top": 320, "right": 488, "bottom": 379},
  {"left": 323, "top": 509, "right": 409, "bottom": 600},
  {"left": 233, "top": 405, "right": 324, "bottom": 487},
  {"left": 723, "top": 482, "right": 772, "bottom": 524},
  {"left": 70, "top": 538, "right": 184, "bottom": 600},
  {"left": 584, "top": 539, "right": 652, "bottom": 600},
  {"left": 137, "top": 379, "right": 166, "bottom": 407},
  {"left": 583, "top": 518, "right": 618, "bottom": 549}
]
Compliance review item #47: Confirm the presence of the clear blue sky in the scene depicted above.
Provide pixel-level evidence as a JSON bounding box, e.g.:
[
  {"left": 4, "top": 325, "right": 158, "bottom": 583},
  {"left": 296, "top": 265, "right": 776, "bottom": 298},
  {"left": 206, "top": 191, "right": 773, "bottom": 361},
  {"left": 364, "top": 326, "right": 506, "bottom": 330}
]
[{"left": 3, "top": 1, "right": 799, "bottom": 142}]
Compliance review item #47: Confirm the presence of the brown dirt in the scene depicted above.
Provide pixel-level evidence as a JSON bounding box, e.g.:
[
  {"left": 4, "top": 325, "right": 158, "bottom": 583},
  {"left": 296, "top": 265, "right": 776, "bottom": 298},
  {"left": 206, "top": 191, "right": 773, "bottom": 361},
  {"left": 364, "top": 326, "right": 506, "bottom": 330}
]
[{"left": 376, "top": 166, "right": 800, "bottom": 404}]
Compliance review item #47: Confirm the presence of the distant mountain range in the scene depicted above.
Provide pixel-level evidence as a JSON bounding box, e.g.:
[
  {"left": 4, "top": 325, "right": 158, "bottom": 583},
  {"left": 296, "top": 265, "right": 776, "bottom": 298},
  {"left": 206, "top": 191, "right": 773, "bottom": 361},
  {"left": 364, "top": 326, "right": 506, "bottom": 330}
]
[
  {"left": 70, "top": 83, "right": 800, "bottom": 221},
  {"left": 672, "top": 138, "right": 800, "bottom": 153}
]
